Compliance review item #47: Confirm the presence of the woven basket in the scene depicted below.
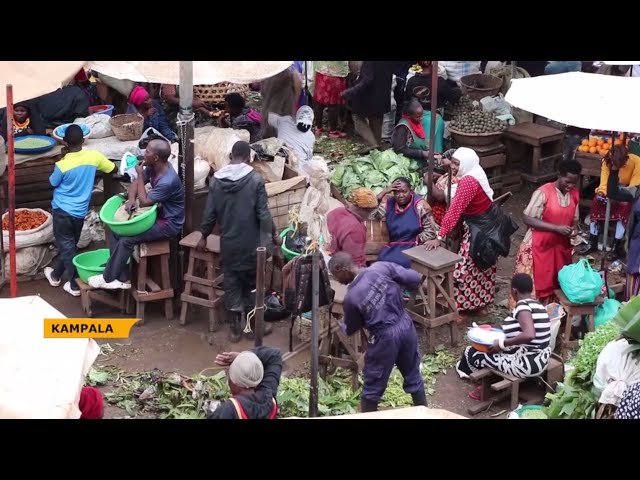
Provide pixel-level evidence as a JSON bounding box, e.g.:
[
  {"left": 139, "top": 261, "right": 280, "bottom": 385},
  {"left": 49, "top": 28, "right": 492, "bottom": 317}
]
[
  {"left": 110, "top": 114, "right": 144, "bottom": 141},
  {"left": 194, "top": 82, "right": 249, "bottom": 105},
  {"left": 294, "top": 306, "right": 330, "bottom": 343},
  {"left": 448, "top": 126, "right": 504, "bottom": 146},
  {"left": 460, "top": 74, "right": 503, "bottom": 101}
]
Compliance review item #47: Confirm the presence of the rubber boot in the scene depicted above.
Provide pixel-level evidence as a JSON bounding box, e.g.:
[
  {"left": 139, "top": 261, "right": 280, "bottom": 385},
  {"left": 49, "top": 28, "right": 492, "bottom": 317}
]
[
  {"left": 360, "top": 398, "right": 379, "bottom": 413},
  {"left": 578, "top": 234, "right": 599, "bottom": 255},
  {"left": 229, "top": 312, "right": 242, "bottom": 343},
  {"left": 607, "top": 239, "right": 626, "bottom": 261},
  {"left": 411, "top": 389, "right": 428, "bottom": 407}
]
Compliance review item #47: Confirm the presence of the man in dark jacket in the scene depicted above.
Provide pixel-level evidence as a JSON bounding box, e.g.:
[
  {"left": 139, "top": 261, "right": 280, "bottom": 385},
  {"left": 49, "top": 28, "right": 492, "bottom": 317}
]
[
  {"left": 208, "top": 346, "right": 283, "bottom": 419},
  {"left": 197, "top": 141, "right": 281, "bottom": 342},
  {"left": 342, "top": 61, "right": 394, "bottom": 150}
]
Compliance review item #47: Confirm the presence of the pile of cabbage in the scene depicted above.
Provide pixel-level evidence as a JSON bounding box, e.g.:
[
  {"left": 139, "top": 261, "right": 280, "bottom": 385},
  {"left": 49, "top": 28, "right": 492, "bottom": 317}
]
[{"left": 331, "top": 150, "right": 428, "bottom": 198}]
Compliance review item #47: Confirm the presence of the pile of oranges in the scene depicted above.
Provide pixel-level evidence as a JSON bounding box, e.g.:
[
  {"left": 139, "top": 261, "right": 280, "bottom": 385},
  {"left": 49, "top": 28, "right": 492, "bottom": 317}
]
[{"left": 576, "top": 135, "right": 629, "bottom": 156}]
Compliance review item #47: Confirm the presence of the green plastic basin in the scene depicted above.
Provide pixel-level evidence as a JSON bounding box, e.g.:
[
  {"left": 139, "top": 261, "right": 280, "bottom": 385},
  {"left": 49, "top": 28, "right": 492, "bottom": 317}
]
[
  {"left": 100, "top": 195, "right": 158, "bottom": 237},
  {"left": 280, "top": 227, "right": 301, "bottom": 262},
  {"left": 73, "top": 249, "right": 111, "bottom": 283}
]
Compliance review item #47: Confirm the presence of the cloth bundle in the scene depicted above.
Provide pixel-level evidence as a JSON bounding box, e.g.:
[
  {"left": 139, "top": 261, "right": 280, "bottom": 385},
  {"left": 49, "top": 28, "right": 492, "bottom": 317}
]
[{"left": 298, "top": 157, "right": 332, "bottom": 247}]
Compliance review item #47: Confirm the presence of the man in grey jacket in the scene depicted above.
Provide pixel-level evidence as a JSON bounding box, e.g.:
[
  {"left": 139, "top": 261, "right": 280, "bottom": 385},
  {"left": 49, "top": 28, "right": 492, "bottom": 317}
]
[{"left": 197, "top": 141, "right": 281, "bottom": 342}]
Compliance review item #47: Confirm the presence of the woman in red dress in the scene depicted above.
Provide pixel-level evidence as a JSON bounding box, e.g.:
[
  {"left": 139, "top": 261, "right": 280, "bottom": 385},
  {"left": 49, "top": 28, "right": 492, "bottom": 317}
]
[{"left": 510, "top": 160, "right": 582, "bottom": 309}]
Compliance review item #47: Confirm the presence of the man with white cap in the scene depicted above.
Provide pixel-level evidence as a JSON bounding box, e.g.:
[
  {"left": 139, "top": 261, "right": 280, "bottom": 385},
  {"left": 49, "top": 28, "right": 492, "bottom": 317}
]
[
  {"left": 208, "top": 346, "right": 283, "bottom": 419},
  {"left": 268, "top": 106, "right": 316, "bottom": 177}
]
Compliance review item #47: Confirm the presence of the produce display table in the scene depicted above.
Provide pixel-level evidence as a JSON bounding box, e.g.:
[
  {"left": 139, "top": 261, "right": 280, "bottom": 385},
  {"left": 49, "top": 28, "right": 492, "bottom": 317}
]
[
  {"left": 555, "top": 289, "right": 603, "bottom": 360},
  {"left": 403, "top": 246, "right": 461, "bottom": 354},
  {"left": 505, "top": 122, "right": 564, "bottom": 185}
]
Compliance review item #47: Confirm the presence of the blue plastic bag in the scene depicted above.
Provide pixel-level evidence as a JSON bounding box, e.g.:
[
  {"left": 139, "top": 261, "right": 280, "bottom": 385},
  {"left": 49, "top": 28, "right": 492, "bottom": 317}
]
[
  {"left": 594, "top": 298, "right": 622, "bottom": 328},
  {"left": 558, "top": 259, "right": 603, "bottom": 304}
]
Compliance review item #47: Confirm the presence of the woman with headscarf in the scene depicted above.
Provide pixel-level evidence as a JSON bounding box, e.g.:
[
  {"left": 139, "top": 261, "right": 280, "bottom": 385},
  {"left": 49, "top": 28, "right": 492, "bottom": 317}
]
[
  {"left": 127, "top": 86, "right": 178, "bottom": 142},
  {"left": 312, "top": 61, "right": 349, "bottom": 138},
  {"left": 436, "top": 147, "right": 518, "bottom": 321},
  {"left": 375, "top": 177, "right": 439, "bottom": 268},
  {"left": 79, "top": 386, "right": 105, "bottom": 419},
  {"left": 0, "top": 102, "right": 45, "bottom": 141}
]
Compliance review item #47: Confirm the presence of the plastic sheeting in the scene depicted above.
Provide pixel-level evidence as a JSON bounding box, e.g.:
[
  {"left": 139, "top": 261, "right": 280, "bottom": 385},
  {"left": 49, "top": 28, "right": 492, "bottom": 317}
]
[
  {"left": 0, "top": 296, "right": 100, "bottom": 419},
  {"left": 88, "top": 61, "right": 293, "bottom": 86},
  {"left": 505, "top": 72, "right": 640, "bottom": 133},
  {"left": 0, "top": 61, "right": 86, "bottom": 109}
]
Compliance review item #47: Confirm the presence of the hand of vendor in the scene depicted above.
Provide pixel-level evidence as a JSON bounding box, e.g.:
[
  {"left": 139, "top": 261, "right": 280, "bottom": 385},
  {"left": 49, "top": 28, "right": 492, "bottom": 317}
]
[
  {"left": 196, "top": 234, "right": 208, "bottom": 252},
  {"left": 215, "top": 351, "right": 240, "bottom": 367},
  {"left": 124, "top": 200, "right": 137, "bottom": 214},
  {"left": 488, "top": 340, "right": 502, "bottom": 354},
  {"left": 134, "top": 163, "right": 145, "bottom": 177},
  {"left": 554, "top": 225, "right": 573, "bottom": 237},
  {"left": 424, "top": 239, "right": 441, "bottom": 251},
  {"left": 272, "top": 233, "right": 283, "bottom": 247}
]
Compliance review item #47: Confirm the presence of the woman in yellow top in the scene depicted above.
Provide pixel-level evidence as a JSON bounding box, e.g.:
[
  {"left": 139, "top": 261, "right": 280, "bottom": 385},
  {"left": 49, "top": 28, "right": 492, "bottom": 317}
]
[{"left": 585, "top": 144, "right": 640, "bottom": 260}]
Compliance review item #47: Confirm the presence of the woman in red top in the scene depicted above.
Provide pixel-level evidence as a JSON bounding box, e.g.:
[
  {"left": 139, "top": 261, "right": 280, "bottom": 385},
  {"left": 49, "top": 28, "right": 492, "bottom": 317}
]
[
  {"left": 510, "top": 160, "right": 582, "bottom": 309},
  {"left": 437, "top": 148, "right": 517, "bottom": 321}
]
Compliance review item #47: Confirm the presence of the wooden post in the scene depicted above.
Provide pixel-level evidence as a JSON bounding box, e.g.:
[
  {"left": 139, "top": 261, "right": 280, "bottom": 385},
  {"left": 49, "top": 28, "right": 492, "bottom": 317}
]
[
  {"left": 309, "top": 251, "right": 320, "bottom": 417},
  {"left": 6, "top": 85, "right": 17, "bottom": 298},
  {"left": 254, "top": 247, "right": 267, "bottom": 347},
  {"left": 178, "top": 61, "right": 195, "bottom": 234},
  {"left": 427, "top": 62, "right": 439, "bottom": 205}
]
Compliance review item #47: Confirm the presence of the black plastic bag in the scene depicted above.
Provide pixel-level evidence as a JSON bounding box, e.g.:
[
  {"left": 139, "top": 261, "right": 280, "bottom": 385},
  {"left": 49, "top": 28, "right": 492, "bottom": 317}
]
[
  {"left": 464, "top": 204, "right": 518, "bottom": 270},
  {"left": 264, "top": 291, "right": 290, "bottom": 322}
]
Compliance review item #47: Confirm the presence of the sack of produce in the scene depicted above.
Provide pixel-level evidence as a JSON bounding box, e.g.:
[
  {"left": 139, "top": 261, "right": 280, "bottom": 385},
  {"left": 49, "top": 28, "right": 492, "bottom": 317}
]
[{"left": 2, "top": 208, "right": 54, "bottom": 252}]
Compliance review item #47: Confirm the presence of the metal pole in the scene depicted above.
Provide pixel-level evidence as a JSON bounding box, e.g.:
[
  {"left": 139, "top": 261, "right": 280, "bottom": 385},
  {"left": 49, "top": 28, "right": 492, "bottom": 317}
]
[
  {"left": 254, "top": 246, "right": 267, "bottom": 347},
  {"left": 179, "top": 61, "right": 195, "bottom": 234},
  {"left": 427, "top": 62, "right": 439, "bottom": 205},
  {"left": 309, "top": 251, "right": 320, "bottom": 417},
  {"left": 6, "top": 85, "right": 17, "bottom": 298},
  {"left": 602, "top": 131, "right": 616, "bottom": 263}
]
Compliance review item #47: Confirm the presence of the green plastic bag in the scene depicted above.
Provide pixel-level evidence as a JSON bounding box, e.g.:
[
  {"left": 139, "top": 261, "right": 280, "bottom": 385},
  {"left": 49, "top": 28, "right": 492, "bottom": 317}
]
[
  {"left": 594, "top": 298, "right": 622, "bottom": 328},
  {"left": 558, "top": 259, "right": 603, "bottom": 304}
]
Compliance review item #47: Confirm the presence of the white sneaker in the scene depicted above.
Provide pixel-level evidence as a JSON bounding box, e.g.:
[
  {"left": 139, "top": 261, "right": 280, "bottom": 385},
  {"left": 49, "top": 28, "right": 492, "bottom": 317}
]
[
  {"left": 63, "top": 282, "right": 81, "bottom": 297},
  {"left": 88, "top": 274, "right": 131, "bottom": 290},
  {"left": 43, "top": 267, "right": 61, "bottom": 287}
]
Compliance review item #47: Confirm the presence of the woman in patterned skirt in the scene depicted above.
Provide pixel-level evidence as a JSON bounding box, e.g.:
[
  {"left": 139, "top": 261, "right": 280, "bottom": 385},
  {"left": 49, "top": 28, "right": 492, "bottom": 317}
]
[
  {"left": 615, "top": 382, "right": 640, "bottom": 419},
  {"left": 437, "top": 148, "right": 500, "bottom": 321},
  {"left": 509, "top": 160, "right": 582, "bottom": 310},
  {"left": 457, "top": 274, "right": 552, "bottom": 400},
  {"left": 312, "top": 61, "right": 349, "bottom": 138}
]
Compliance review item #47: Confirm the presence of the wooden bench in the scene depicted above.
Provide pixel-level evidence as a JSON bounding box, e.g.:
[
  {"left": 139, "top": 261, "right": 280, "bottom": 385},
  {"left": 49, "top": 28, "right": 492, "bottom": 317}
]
[
  {"left": 555, "top": 289, "right": 603, "bottom": 360},
  {"left": 76, "top": 278, "right": 128, "bottom": 318}
]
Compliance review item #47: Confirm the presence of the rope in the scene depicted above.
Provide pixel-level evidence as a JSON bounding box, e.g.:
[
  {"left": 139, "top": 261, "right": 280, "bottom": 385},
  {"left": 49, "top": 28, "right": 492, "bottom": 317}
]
[{"left": 243, "top": 305, "right": 265, "bottom": 334}]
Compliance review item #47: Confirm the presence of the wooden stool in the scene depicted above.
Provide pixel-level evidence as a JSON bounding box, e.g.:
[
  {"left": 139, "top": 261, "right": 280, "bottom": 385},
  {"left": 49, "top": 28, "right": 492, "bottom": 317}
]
[
  {"left": 403, "top": 246, "right": 462, "bottom": 354},
  {"left": 130, "top": 240, "right": 175, "bottom": 325},
  {"left": 76, "top": 278, "right": 128, "bottom": 318},
  {"left": 554, "top": 289, "right": 603, "bottom": 360},
  {"left": 318, "top": 279, "right": 368, "bottom": 390},
  {"left": 179, "top": 231, "right": 224, "bottom": 333},
  {"left": 468, "top": 368, "right": 524, "bottom": 415},
  {"left": 504, "top": 122, "right": 564, "bottom": 185}
]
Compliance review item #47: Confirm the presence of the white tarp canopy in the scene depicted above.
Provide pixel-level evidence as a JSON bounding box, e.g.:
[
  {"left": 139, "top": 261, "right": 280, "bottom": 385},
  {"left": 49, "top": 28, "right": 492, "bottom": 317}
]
[
  {"left": 603, "top": 61, "right": 640, "bottom": 65},
  {"left": 0, "top": 296, "right": 100, "bottom": 419},
  {"left": 0, "top": 61, "right": 87, "bottom": 109},
  {"left": 505, "top": 72, "right": 640, "bottom": 133},
  {"left": 88, "top": 61, "right": 294, "bottom": 85}
]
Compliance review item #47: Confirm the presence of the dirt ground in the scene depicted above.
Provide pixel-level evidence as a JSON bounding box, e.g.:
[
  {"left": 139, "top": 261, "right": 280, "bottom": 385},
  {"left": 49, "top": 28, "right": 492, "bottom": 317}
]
[{"left": 1, "top": 184, "right": 539, "bottom": 420}]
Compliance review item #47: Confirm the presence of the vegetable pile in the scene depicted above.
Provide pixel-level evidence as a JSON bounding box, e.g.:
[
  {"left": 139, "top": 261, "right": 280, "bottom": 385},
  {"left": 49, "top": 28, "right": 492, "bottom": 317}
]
[
  {"left": 2, "top": 210, "right": 47, "bottom": 231},
  {"left": 449, "top": 109, "right": 507, "bottom": 134},
  {"left": 545, "top": 322, "right": 621, "bottom": 419},
  {"left": 15, "top": 138, "right": 51, "bottom": 149},
  {"left": 447, "top": 95, "right": 477, "bottom": 118},
  {"left": 94, "top": 349, "right": 456, "bottom": 419},
  {"left": 331, "top": 149, "right": 427, "bottom": 198}
]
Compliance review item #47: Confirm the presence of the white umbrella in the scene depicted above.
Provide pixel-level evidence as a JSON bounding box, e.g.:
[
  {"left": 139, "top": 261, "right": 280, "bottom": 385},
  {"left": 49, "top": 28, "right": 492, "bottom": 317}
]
[
  {"left": 505, "top": 72, "right": 640, "bottom": 133},
  {"left": 603, "top": 61, "right": 640, "bottom": 65},
  {"left": 0, "top": 61, "right": 87, "bottom": 109},
  {"left": 87, "top": 61, "right": 293, "bottom": 85}
]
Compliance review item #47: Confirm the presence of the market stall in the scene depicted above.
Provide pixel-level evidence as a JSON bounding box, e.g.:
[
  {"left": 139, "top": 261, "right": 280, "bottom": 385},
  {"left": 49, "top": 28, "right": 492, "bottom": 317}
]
[{"left": 0, "top": 295, "right": 100, "bottom": 419}]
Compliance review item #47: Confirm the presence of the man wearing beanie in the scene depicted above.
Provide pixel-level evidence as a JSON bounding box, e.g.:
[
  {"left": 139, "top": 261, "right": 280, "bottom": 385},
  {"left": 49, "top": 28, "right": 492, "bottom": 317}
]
[{"left": 208, "top": 346, "right": 283, "bottom": 419}]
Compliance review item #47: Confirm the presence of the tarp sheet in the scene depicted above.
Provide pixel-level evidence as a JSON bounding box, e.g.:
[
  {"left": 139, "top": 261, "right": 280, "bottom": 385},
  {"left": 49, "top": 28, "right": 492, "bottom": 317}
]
[{"left": 0, "top": 296, "right": 100, "bottom": 419}]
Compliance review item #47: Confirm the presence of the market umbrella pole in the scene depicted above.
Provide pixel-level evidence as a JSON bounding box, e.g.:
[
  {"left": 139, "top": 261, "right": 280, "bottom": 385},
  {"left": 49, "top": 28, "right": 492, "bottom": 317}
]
[
  {"left": 601, "top": 132, "right": 628, "bottom": 270},
  {"left": 427, "top": 62, "right": 439, "bottom": 205},
  {"left": 178, "top": 61, "right": 195, "bottom": 234},
  {"left": 6, "top": 85, "right": 17, "bottom": 297},
  {"left": 309, "top": 250, "right": 320, "bottom": 417},
  {"left": 253, "top": 247, "right": 267, "bottom": 347}
]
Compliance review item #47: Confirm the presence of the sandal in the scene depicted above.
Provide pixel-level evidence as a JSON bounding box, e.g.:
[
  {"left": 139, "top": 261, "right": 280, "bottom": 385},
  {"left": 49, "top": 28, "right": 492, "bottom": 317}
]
[
  {"left": 468, "top": 386, "right": 482, "bottom": 401},
  {"left": 329, "top": 130, "right": 341, "bottom": 138},
  {"left": 314, "top": 128, "right": 324, "bottom": 136}
]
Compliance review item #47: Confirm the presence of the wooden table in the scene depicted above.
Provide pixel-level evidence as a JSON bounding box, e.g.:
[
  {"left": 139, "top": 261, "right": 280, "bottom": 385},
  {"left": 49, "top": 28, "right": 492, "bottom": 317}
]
[
  {"left": 575, "top": 151, "right": 602, "bottom": 211},
  {"left": 505, "top": 122, "right": 565, "bottom": 185},
  {"left": 403, "top": 246, "right": 462, "bottom": 353},
  {"left": 554, "top": 289, "right": 603, "bottom": 360}
]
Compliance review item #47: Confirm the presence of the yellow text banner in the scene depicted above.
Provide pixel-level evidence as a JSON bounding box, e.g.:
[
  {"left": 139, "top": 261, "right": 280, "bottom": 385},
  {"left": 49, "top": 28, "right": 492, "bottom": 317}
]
[{"left": 44, "top": 318, "right": 139, "bottom": 338}]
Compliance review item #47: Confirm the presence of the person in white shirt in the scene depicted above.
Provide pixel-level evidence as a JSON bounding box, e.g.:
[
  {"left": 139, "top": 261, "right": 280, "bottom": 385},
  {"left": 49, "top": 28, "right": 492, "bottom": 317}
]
[{"left": 268, "top": 106, "right": 316, "bottom": 175}]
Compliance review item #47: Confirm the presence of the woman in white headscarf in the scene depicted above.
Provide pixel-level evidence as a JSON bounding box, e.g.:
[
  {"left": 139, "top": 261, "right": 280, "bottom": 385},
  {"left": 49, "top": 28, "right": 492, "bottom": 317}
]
[{"left": 435, "top": 147, "right": 518, "bottom": 321}]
